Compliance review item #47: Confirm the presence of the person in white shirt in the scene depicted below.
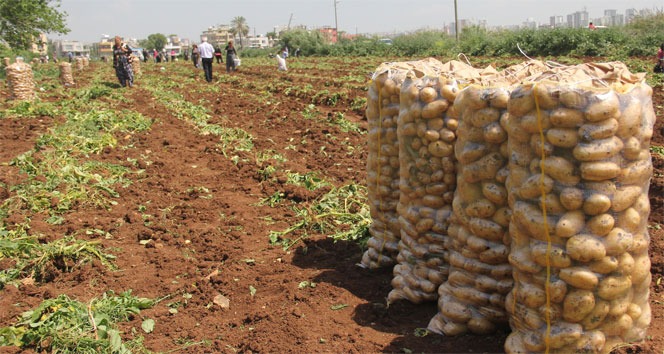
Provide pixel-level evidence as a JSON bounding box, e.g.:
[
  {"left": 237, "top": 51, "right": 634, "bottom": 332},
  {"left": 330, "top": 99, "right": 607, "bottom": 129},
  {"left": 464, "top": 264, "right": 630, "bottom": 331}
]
[{"left": 198, "top": 36, "right": 215, "bottom": 82}]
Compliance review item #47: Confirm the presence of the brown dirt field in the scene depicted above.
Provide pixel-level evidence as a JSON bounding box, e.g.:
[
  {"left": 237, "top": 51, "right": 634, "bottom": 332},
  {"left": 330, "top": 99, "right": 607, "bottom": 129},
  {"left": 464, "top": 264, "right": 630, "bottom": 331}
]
[{"left": 0, "top": 57, "right": 663, "bottom": 354}]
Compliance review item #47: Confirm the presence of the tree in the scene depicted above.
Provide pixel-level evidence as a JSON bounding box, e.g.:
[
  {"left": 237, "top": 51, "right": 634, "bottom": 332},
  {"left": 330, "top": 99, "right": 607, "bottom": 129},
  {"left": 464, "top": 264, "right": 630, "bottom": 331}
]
[
  {"left": 0, "top": 0, "right": 69, "bottom": 50},
  {"left": 140, "top": 33, "right": 167, "bottom": 51},
  {"left": 230, "top": 16, "right": 249, "bottom": 49}
]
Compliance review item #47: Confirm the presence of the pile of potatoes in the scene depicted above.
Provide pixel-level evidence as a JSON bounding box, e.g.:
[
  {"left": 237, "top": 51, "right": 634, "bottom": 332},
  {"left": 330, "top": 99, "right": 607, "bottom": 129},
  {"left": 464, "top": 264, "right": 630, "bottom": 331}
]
[
  {"left": 428, "top": 84, "right": 513, "bottom": 335},
  {"left": 504, "top": 67, "right": 653, "bottom": 352},
  {"left": 75, "top": 56, "right": 85, "bottom": 71},
  {"left": 59, "top": 62, "right": 75, "bottom": 87},
  {"left": 386, "top": 74, "right": 462, "bottom": 304},
  {"left": 6, "top": 59, "right": 36, "bottom": 101},
  {"left": 362, "top": 59, "right": 446, "bottom": 269}
]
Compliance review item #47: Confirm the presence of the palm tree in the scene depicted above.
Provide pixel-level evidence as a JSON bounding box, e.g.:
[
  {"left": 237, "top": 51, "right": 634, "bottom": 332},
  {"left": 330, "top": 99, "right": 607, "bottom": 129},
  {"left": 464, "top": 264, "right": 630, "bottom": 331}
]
[{"left": 230, "top": 16, "right": 249, "bottom": 49}]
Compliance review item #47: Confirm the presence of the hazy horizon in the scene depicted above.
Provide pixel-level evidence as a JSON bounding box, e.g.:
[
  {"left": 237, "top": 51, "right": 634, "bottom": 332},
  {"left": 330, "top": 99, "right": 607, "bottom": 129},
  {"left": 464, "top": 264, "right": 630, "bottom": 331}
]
[{"left": 53, "top": 0, "right": 663, "bottom": 43}]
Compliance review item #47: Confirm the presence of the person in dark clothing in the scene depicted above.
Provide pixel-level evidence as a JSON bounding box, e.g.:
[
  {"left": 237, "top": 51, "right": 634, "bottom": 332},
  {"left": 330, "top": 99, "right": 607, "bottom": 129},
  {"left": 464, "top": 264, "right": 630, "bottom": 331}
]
[
  {"left": 112, "top": 36, "right": 134, "bottom": 87},
  {"left": 214, "top": 47, "right": 223, "bottom": 64},
  {"left": 225, "top": 40, "right": 238, "bottom": 73}
]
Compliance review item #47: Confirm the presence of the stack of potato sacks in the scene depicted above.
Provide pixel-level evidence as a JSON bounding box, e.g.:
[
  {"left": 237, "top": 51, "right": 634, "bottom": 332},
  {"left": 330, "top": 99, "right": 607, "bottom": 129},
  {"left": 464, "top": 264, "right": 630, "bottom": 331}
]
[
  {"left": 6, "top": 58, "right": 36, "bottom": 101},
  {"left": 365, "top": 59, "right": 653, "bottom": 353},
  {"left": 131, "top": 54, "right": 141, "bottom": 76}
]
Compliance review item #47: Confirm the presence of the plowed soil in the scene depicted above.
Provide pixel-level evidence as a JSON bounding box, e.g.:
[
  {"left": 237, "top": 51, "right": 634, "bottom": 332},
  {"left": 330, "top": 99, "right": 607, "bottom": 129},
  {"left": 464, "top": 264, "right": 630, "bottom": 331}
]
[{"left": 0, "top": 57, "right": 663, "bottom": 353}]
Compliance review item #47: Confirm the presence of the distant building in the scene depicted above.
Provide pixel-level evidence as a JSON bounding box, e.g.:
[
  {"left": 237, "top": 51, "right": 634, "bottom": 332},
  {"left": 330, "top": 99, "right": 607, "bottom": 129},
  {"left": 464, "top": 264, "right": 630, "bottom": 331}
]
[
  {"left": 201, "top": 24, "right": 233, "bottom": 47},
  {"left": 316, "top": 26, "right": 338, "bottom": 43},
  {"left": 52, "top": 39, "right": 89, "bottom": 59},
  {"left": 567, "top": 10, "right": 589, "bottom": 28},
  {"left": 247, "top": 35, "right": 271, "bottom": 49}
]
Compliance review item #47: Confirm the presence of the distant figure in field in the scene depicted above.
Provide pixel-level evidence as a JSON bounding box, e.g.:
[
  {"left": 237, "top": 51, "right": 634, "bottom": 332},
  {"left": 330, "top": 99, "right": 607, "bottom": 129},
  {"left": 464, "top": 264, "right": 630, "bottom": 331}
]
[
  {"left": 112, "top": 35, "right": 134, "bottom": 87},
  {"left": 214, "top": 46, "right": 223, "bottom": 64},
  {"left": 588, "top": 22, "right": 596, "bottom": 30},
  {"left": 276, "top": 54, "right": 287, "bottom": 71},
  {"left": 191, "top": 44, "right": 200, "bottom": 68},
  {"left": 198, "top": 37, "right": 215, "bottom": 82},
  {"left": 225, "top": 40, "right": 238, "bottom": 73},
  {"left": 655, "top": 43, "right": 664, "bottom": 73}
]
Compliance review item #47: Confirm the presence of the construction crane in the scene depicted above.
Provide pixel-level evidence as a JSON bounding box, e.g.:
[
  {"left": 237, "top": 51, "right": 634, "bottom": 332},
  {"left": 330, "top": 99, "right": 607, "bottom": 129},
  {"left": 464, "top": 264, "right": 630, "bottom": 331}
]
[{"left": 287, "top": 13, "right": 293, "bottom": 30}]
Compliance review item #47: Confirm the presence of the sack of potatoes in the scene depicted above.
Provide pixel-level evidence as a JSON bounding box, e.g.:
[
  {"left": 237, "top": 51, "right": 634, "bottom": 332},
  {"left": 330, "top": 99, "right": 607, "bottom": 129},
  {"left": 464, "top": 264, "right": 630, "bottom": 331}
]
[
  {"left": 504, "top": 62, "right": 653, "bottom": 354},
  {"left": 362, "top": 59, "right": 446, "bottom": 269}
]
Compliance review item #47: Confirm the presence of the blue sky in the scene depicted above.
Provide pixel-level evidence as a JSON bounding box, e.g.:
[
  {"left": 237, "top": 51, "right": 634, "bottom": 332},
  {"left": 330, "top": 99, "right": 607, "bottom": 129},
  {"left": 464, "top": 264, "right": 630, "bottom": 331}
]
[{"left": 54, "top": 0, "right": 663, "bottom": 42}]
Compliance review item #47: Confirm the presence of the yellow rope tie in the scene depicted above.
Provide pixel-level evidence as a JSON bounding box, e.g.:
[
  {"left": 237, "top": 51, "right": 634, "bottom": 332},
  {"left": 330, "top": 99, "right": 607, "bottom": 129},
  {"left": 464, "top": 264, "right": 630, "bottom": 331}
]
[{"left": 533, "top": 83, "right": 553, "bottom": 354}]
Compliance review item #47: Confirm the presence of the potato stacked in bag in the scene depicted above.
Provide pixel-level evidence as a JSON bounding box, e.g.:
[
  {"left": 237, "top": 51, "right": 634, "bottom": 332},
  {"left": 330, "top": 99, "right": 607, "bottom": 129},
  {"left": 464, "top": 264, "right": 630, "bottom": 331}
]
[
  {"left": 6, "top": 59, "right": 36, "bottom": 101},
  {"left": 362, "top": 59, "right": 445, "bottom": 269},
  {"left": 131, "top": 54, "right": 141, "bottom": 76},
  {"left": 504, "top": 63, "right": 653, "bottom": 353},
  {"left": 59, "top": 62, "right": 75, "bottom": 87},
  {"left": 75, "top": 56, "right": 85, "bottom": 70},
  {"left": 386, "top": 74, "right": 461, "bottom": 303},
  {"left": 428, "top": 84, "right": 513, "bottom": 335}
]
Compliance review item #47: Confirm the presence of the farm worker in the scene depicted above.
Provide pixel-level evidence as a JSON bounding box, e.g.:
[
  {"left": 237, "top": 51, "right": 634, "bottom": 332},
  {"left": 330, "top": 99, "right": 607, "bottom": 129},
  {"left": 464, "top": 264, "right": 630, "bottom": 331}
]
[
  {"left": 198, "top": 36, "right": 215, "bottom": 82},
  {"left": 191, "top": 44, "right": 200, "bottom": 68},
  {"left": 214, "top": 46, "right": 223, "bottom": 64},
  {"left": 276, "top": 54, "right": 287, "bottom": 71},
  {"left": 655, "top": 43, "right": 664, "bottom": 73},
  {"left": 225, "top": 40, "right": 238, "bottom": 73},
  {"left": 112, "top": 36, "right": 134, "bottom": 88},
  {"left": 588, "top": 22, "right": 596, "bottom": 30}
]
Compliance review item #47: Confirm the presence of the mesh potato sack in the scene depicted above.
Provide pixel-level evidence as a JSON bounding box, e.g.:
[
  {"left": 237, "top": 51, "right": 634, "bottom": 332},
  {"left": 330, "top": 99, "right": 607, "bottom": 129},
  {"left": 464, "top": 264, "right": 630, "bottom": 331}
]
[
  {"left": 428, "top": 84, "right": 513, "bottom": 335},
  {"left": 75, "top": 57, "right": 85, "bottom": 70},
  {"left": 504, "top": 63, "right": 653, "bottom": 353},
  {"left": 362, "top": 59, "right": 445, "bottom": 269},
  {"left": 59, "top": 62, "right": 75, "bottom": 87},
  {"left": 6, "top": 59, "right": 36, "bottom": 101},
  {"left": 386, "top": 73, "right": 461, "bottom": 304},
  {"left": 131, "top": 54, "right": 141, "bottom": 76}
]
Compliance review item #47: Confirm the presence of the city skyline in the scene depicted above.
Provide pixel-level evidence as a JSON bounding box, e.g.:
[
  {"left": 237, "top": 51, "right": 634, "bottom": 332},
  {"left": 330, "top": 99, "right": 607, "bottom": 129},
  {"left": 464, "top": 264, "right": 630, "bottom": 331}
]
[{"left": 53, "top": 0, "right": 663, "bottom": 43}]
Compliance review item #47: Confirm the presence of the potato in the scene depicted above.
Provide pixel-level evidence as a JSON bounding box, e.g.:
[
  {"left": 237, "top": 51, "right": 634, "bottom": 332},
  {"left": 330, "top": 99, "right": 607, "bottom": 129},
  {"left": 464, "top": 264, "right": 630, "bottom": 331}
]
[
  {"left": 467, "top": 316, "right": 496, "bottom": 334},
  {"left": 540, "top": 193, "right": 566, "bottom": 214},
  {"left": 512, "top": 201, "right": 556, "bottom": 240},
  {"left": 618, "top": 159, "right": 653, "bottom": 185},
  {"left": 611, "top": 185, "right": 642, "bottom": 212},
  {"left": 465, "top": 198, "right": 496, "bottom": 218},
  {"left": 519, "top": 110, "right": 551, "bottom": 133},
  {"left": 585, "top": 91, "right": 620, "bottom": 122},
  {"left": 601, "top": 314, "right": 633, "bottom": 336},
  {"left": 492, "top": 207, "right": 512, "bottom": 227},
  {"left": 555, "top": 210, "right": 585, "bottom": 238},
  {"left": 559, "top": 88, "right": 588, "bottom": 109},
  {"left": 548, "top": 322, "right": 583, "bottom": 349},
  {"left": 547, "top": 128, "right": 579, "bottom": 148},
  {"left": 518, "top": 173, "right": 554, "bottom": 199},
  {"left": 563, "top": 289, "right": 596, "bottom": 322},
  {"left": 468, "top": 218, "right": 504, "bottom": 241},
  {"left": 566, "top": 234, "right": 606, "bottom": 262},
  {"left": 441, "top": 84, "right": 459, "bottom": 102},
  {"left": 602, "top": 228, "right": 633, "bottom": 256},
  {"left": 550, "top": 107, "right": 585, "bottom": 128},
  {"left": 622, "top": 137, "right": 643, "bottom": 161},
  {"left": 572, "top": 136, "right": 623, "bottom": 161},
  {"left": 559, "top": 266, "right": 599, "bottom": 290},
  {"left": 457, "top": 141, "right": 488, "bottom": 164},
  {"left": 470, "top": 107, "right": 501, "bottom": 128},
  {"left": 479, "top": 243, "right": 509, "bottom": 264},
  {"left": 530, "top": 134, "right": 554, "bottom": 158},
  {"left": 541, "top": 157, "right": 580, "bottom": 184},
  {"left": 483, "top": 121, "right": 507, "bottom": 144},
  {"left": 509, "top": 247, "right": 543, "bottom": 274},
  {"left": 421, "top": 99, "right": 450, "bottom": 119},
  {"left": 423, "top": 129, "right": 441, "bottom": 142},
  {"left": 578, "top": 118, "right": 618, "bottom": 141},
  {"left": 530, "top": 242, "right": 572, "bottom": 268},
  {"left": 508, "top": 86, "right": 535, "bottom": 117},
  {"left": 490, "top": 88, "right": 510, "bottom": 108},
  {"left": 570, "top": 330, "right": 606, "bottom": 353},
  {"left": 419, "top": 86, "right": 438, "bottom": 103},
  {"left": 516, "top": 282, "right": 547, "bottom": 308},
  {"left": 580, "top": 161, "right": 621, "bottom": 181},
  {"left": 533, "top": 83, "right": 559, "bottom": 109},
  {"left": 616, "top": 207, "right": 641, "bottom": 233},
  {"left": 583, "top": 193, "right": 612, "bottom": 216},
  {"left": 586, "top": 213, "right": 614, "bottom": 237},
  {"left": 597, "top": 275, "right": 632, "bottom": 301},
  {"left": 504, "top": 333, "right": 528, "bottom": 354},
  {"left": 439, "top": 128, "right": 456, "bottom": 143},
  {"left": 428, "top": 140, "right": 454, "bottom": 158},
  {"left": 441, "top": 299, "right": 472, "bottom": 322},
  {"left": 585, "top": 181, "right": 617, "bottom": 196},
  {"left": 560, "top": 187, "right": 584, "bottom": 210},
  {"left": 580, "top": 300, "right": 610, "bottom": 329},
  {"left": 616, "top": 97, "right": 642, "bottom": 138},
  {"left": 482, "top": 182, "right": 508, "bottom": 205}
]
